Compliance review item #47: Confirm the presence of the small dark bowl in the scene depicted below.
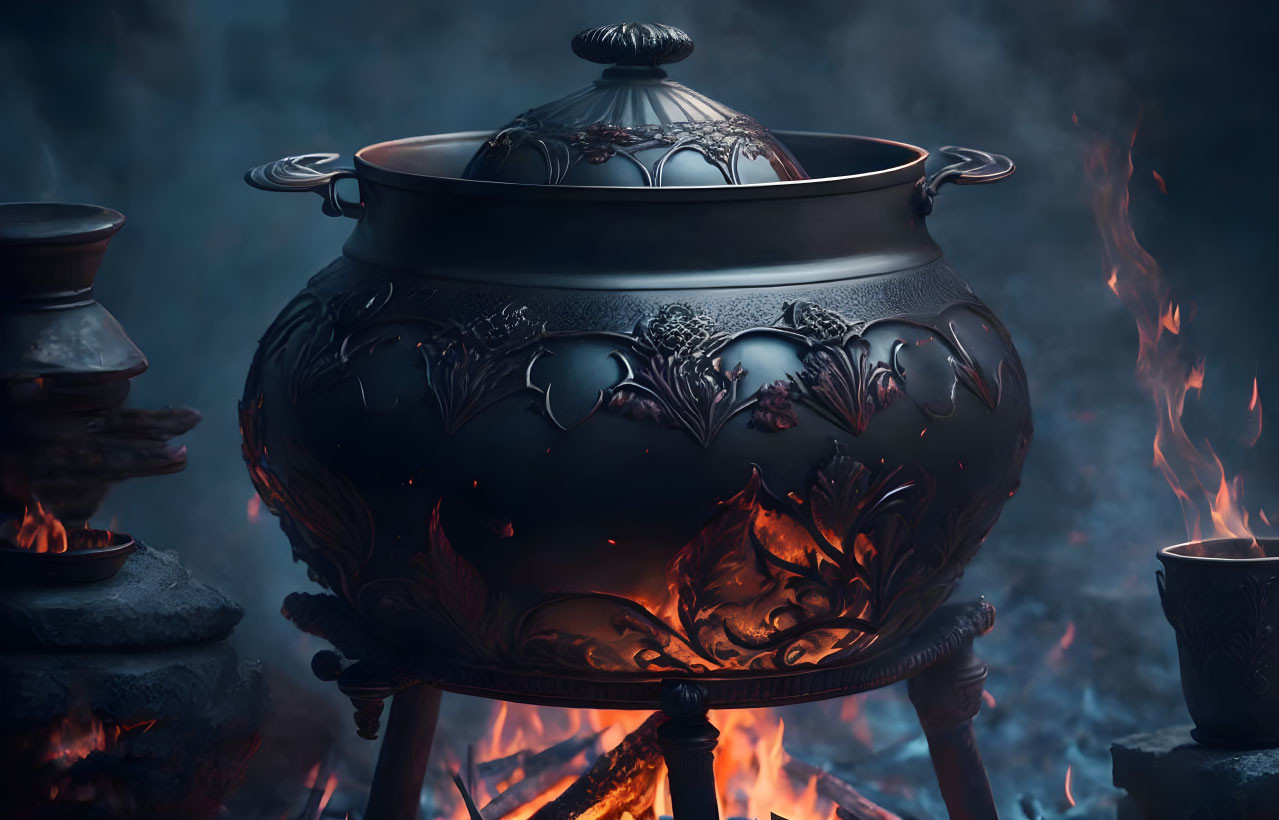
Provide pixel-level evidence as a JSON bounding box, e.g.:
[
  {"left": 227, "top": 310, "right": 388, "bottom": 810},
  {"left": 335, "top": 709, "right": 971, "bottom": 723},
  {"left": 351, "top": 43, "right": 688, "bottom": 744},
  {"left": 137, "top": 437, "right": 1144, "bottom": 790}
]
[
  {"left": 1158, "top": 537, "right": 1279, "bottom": 748},
  {"left": 0, "top": 529, "right": 136, "bottom": 585}
]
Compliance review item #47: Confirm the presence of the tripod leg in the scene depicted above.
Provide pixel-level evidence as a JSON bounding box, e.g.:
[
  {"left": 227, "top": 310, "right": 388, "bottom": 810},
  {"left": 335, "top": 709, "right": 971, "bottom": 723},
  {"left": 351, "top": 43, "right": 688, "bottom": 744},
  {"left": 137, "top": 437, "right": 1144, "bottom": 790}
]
[
  {"left": 364, "top": 683, "right": 444, "bottom": 820},
  {"left": 657, "top": 681, "right": 720, "bottom": 820},
  {"left": 907, "top": 639, "right": 998, "bottom": 820}
]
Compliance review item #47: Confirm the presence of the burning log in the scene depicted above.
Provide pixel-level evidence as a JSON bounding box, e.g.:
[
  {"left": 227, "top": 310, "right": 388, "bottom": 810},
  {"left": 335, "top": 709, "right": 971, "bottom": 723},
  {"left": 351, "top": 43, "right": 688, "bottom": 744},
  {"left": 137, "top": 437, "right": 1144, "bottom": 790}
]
[
  {"left": 476, "top": 746, "right": 532, "bottom": 782},
  {"left": 528, "top": 712, "right": 665, "bottom": 820},
  {"left": 783, "top": 757, "right": 903, "bottom": 820},
  {"left": 481, "top": 731, "right": 602, "bottom": 786},
  {"left": 479, "top": 732, "right": 601, "bottom": 819}
]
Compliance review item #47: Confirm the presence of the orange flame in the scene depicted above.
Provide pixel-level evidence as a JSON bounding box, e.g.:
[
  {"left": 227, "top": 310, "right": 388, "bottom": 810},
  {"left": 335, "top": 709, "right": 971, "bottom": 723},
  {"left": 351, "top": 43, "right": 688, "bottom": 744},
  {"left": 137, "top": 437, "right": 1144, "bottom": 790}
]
[
  {"left": 1064, "top": 764, "right": 1076, "bottom": 808},
  {"left": 247, "top": 494, "right": 263, "bottom": 523},
  {"left": 443, "top": 703, "right": 858, "bottom": 820},
  {"left": 1086, "top": 123, "right": 1261, "bottom": 547},
  {"left": 44, "top": 707, "right": 107, "bottom": 766},
  {"left": 11, "top": 499, "right": 68, "bottom": 553},
  {"left": 319, "top": 773, "right": 339, "bottom": 813},
  {"left": 1243, "top": 378, "right": 1263, "bottom": 448}
]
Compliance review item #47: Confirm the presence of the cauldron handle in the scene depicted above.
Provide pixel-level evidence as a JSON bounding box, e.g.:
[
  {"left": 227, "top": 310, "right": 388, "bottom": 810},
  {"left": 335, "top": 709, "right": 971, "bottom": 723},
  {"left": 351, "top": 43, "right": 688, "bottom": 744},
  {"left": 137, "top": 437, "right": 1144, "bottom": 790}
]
[
  {"left": 245, "top": 153, "right": 364, "bottom": 218},
  {"left": 915, "top": 146, "right": 1015, "bottom": 216}
]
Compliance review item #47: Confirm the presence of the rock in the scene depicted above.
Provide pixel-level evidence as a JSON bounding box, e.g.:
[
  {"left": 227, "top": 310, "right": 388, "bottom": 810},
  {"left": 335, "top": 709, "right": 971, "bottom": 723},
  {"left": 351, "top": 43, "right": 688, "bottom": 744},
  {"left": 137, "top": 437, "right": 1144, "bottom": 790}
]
[
  {"left": 0, "top": 642, "right": 268, "bottom": 820},
  {"left": 1111, "top": 725, "right": 1279, "bottom": 820},
  {"left": 0, "top": 543, "right": 242, "bottom": 649}
]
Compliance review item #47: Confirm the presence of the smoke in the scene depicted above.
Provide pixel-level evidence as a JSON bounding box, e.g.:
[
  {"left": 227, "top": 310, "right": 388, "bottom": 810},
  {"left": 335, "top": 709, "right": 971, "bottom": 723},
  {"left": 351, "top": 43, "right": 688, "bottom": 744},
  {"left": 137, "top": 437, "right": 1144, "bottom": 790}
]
[{"left": 3, "top": 0, "right": 1277, "bottom": 816}]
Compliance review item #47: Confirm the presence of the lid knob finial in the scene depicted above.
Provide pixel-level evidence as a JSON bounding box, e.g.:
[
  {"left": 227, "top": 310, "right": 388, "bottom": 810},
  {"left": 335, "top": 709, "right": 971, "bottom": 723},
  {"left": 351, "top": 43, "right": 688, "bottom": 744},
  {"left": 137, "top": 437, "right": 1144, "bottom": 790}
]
[{"left": 571, "top": 23, "right": 694, "bottom": 67}]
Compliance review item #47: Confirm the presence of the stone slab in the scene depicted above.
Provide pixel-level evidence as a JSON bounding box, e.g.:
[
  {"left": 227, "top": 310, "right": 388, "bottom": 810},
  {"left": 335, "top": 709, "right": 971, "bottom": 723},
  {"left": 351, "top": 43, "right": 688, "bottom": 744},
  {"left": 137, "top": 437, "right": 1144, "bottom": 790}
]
[
  {"left": 1112, "top": 725, "right": 1279, "bottom": 820},
  {"left": 0, "top": 543, "right": 242, "bottom": 649},
  {"left": 0, "top": 642, "right": 268, "bottom": 819}
]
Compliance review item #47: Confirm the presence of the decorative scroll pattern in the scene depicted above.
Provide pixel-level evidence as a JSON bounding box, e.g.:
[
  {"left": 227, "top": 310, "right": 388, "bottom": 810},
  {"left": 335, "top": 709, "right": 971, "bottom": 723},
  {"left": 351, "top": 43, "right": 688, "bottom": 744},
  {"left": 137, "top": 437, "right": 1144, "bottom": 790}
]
[
  {"left": 259, "top": 431, "right": 965, "bottom": 674},
  {"left": 469, "top": 114, "right": 805, "bottom": 186},
  {"left": 244, "top": 278, "right": 1030, "bottom": 676}
]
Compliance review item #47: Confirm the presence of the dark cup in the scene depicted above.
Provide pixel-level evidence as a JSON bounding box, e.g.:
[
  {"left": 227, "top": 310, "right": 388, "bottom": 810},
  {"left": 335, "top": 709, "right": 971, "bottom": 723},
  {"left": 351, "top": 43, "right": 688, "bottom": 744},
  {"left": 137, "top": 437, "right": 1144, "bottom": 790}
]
[{"left": 1157, "top": 537, "right": 1279, "bottom": 747}]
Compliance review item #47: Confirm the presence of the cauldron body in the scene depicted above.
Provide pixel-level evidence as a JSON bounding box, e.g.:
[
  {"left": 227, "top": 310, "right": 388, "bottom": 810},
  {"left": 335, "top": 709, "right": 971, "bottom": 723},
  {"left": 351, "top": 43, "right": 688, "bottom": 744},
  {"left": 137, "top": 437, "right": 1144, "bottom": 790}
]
[{"left": 243, "top": 132, "right": 1032, "bottom": 687}]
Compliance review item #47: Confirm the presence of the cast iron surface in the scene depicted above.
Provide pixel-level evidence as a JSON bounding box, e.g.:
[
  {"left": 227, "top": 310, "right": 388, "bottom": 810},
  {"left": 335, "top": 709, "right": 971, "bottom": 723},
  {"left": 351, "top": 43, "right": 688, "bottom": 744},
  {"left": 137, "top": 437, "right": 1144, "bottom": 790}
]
[
  {"left": 243, "top": 56, "right": 1029, "bottom": 692},
  {"left": 570, "top": 23, "right": 695, "bottom": 66},
  {"left": 288, "top": 592, "right": 993, "bottom": 730},
  {"left": 1158, "top": 537, "right": 1279, "bottom": 748},
  {"left": 242, "top": 252, "right": 1031, "bottom": 680},
  {"left": 461, "top": 24, "right": 806, "bottom": 187}
]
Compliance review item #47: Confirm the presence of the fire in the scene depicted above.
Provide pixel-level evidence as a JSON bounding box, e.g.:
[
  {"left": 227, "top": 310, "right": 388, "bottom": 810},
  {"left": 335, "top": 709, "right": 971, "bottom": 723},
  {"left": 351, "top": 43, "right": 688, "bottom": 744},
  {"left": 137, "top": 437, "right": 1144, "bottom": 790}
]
[
  {"left": 44, "top": 706, "right": 107, "bottom": 767},
  {"left": 1243, "top": 377, "right": 1263, "bottom": 447},
  {"left": 443, "top": 703, "right": 863, "bottom": 820},
  {"left": 1085, "top": 122, "right": 1264, "bottom": 548},
  {"left": 1064, "top": 764, "right": 1076, "bottom": 808},
  {"left": 10, "top": 498, "right": 68, "bottom": 553},
  {"left": 247, "top": 494, "right": 263, "bottom": 523}
]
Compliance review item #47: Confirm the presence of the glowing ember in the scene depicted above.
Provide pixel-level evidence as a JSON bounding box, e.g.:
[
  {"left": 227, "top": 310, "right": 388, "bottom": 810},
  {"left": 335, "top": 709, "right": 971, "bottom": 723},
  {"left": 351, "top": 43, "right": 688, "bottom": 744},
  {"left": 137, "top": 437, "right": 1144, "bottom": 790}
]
[
  {"left": 44, "top": 706, "right": 107, "bottom": 767},
  {"left": 247, "top": 494, "right": 263, "bottom": 523},
  {"left": 1063, "top": 764, "right": 1076, "bottom": 808},
  {"left": 1085, "top": 122, "right": 1264, "bottom": 549},
  {"left": 9, "top": 498, "right": 68, "bottom": 553}
]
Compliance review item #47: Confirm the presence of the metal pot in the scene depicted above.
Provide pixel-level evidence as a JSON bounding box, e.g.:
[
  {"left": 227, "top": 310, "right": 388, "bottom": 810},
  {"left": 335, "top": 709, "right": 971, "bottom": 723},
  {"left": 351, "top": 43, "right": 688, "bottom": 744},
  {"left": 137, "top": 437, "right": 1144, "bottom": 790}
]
[
  {"left": 242, "top": 24, "right": 1032, "bottom": 697},
  {"left": 1158, "top": 538, "right": 1279, "bottom": 747}
]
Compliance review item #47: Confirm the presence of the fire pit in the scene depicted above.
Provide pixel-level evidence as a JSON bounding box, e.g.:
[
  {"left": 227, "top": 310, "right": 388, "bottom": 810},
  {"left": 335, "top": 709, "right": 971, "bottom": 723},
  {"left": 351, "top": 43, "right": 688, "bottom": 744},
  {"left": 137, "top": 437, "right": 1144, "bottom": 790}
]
[{"left": 242, "top": 22, "right": 1029, "bottom": 820}]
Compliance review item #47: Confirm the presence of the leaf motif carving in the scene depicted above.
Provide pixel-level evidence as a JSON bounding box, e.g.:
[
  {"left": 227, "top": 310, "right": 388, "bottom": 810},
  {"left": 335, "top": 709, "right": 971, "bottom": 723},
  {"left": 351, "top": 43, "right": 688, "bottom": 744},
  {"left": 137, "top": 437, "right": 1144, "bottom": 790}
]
[
  {"left": 514, "top": 441, "right": 937, "bottom": 673},
  {"left": 790, "top": 340, "right": 903, "bottom": 436},
  {"left": 418, "top": 303, "right": 546, "bottom": 435},
  {"left": 604, "top": 304, "right": 753, "bottom": 447},
  {"left": 239, "top": 396, "right": 374, "bottom": 601},
  {"left": 412, "top": 502, "right": 491, "bottom": 628}
]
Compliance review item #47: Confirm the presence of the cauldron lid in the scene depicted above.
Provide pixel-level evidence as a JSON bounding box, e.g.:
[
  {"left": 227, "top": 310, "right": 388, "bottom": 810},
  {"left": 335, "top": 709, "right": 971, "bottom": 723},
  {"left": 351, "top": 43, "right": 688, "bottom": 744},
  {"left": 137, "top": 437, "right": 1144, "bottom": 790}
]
[{"left": 461, "top": 23, "right": 809, "bottom": 188}]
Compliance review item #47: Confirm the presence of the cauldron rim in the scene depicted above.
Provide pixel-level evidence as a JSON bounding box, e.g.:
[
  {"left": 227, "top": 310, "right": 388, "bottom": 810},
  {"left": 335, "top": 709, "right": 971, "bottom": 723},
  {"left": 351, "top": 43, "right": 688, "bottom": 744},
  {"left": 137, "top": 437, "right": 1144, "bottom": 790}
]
[
  {"left": 354, "top": 130, "right": 929, "bottom": 202},
  {"left": 1159, "top": 537, "right": 1279, "bottom": 563}
]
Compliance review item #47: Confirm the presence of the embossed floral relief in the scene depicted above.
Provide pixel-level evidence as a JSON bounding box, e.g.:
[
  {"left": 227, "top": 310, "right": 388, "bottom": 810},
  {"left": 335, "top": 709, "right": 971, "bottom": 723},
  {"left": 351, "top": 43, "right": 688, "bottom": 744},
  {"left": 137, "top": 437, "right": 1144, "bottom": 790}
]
[
  {"left": 603, "top": 304, "right": 750, "bottom": 447},
  {"left": 251, "top": 279, "right": 1019, "bottom": 449},
  {"left": 240, "top": 397, "right": 374, "bottom": 602},
  {"left": 245, "top": 284, "right": 1027, "bottom": 676},
  {"left": 471, "top": 114, "right": 802, "bottom": 186},
  {"left": 263, "top": 431, "right": 953, "bottom": 676}
]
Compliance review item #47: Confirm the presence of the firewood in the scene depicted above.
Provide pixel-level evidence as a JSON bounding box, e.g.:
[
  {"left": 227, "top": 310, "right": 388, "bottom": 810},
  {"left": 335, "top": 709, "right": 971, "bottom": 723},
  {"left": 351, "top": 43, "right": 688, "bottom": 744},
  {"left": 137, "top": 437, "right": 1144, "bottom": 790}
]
[
  {"left": 528, "top": 712, "right": 665, "bottom": 820},
  {"left": 477, "top": 747, "right": 532, "bottom": 781},
  {"left": 783, "top": 757, "right": 902, "bottom": 820},
  {"left": 480, "top": 733, "right": 601, "bottom": 818},
  {"left": 481, "top": 732, "right": 603, "bottom": 785}
]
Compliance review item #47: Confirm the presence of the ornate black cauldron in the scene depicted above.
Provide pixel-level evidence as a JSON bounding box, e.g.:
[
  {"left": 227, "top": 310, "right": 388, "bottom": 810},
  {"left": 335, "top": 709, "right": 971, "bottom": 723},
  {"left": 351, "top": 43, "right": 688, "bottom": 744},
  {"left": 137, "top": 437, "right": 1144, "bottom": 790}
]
[{"left": 242, "top": 23, "right": 1032, "bottom": 697}]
